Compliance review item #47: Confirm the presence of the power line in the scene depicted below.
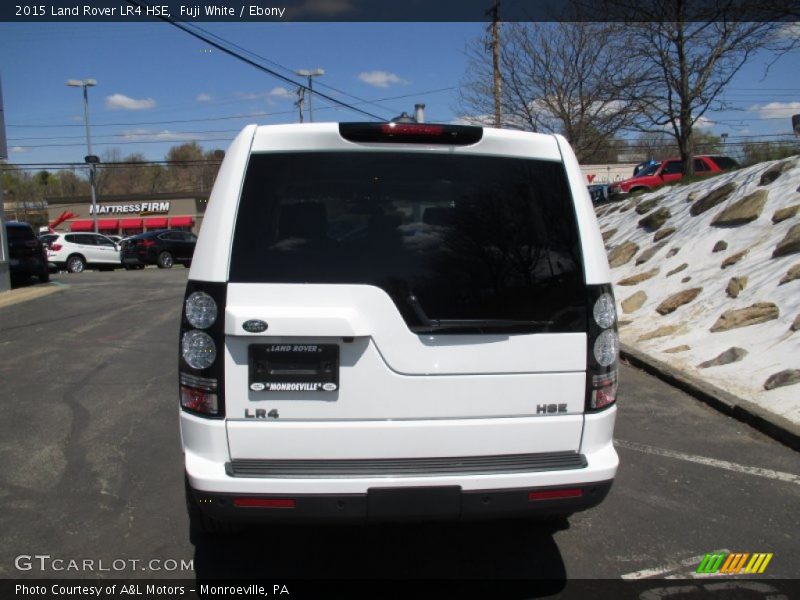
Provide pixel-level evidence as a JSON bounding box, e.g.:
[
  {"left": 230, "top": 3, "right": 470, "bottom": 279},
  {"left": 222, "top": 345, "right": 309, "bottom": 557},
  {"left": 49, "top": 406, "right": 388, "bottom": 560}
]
[
  {"left": 6, "top": 87, "right": 456, "bottom": 129},
  {"left": 182, "top": 22, "right": 401, "bottom": 119},
  {"left": 126, "top": 0, "right": 384, "bottom": 121}
]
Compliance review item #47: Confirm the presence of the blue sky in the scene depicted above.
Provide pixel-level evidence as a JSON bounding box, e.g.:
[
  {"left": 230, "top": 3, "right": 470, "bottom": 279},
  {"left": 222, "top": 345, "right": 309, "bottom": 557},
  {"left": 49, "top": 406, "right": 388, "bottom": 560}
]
[{"left": 1, "top": 21, "right": 798, "bottom": 166}]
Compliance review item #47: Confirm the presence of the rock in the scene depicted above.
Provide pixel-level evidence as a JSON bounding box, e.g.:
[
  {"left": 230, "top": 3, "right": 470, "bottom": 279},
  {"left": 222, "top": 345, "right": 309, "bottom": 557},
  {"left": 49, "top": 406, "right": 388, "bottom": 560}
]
[
  {"left": 681, "top": 276, "right": 692, "bottom": 283},
  {"left": 712, "top": 240, "right": 728, "bottom": 253},
  {"left": 772, "top": 204, "right": 799, "bottom": 224},
  {"left": 608, "top": 241, "right": 639, "bottom": 268},
  {"left": 772, "top": 223, "right": 800, "bottom": 258},
  {"left": 664, "top": 345, "right": 690, "bottom": 353},
  {"left": 666, "top": 263, "right": 688, "bottom": 277},
  {"left": 689, "top": 182, "right": 737, "bottom": 216},
  {"left": 654, "top": 227, "right": 676, "bottom": 242},
  {"left": 689, "top": 181, "right": 736, "bottom": 217},
  {"left": 605, "top": 204, "right": 621, "bottom": 214},
  {"left": 666, "top": 247, "right": 681, "bottom": 258},
  {"left": 635, "top": 241, "right": 668, "bottom": 265},
  {"left": 621, "top": 291, "right": 647, "bottom": 313},
  {"left": 726, "top": 276, "right": 748, "bottom": 298},
  {"left": 759, "top": 160, "right": 794, "bottom": 186},
  {"left": 619, "top": 199, "right": 639, "bottom": 213},
  {"left": 638, "top": 324, "right": 680, "bottom": 341},
  {"left": 711, "top": 190, "right": 769, "bottom": 227},
  {"left": 687, "top": 191, "right": 699, "bottom": 203},
  {"left": 618, "top": 268, "right": 660, "bottom": 286},
  {"left": 656, "top": 287, "right": 703, "bottom": 315},
  {"left": 710, "top": 302, "right": 780, "bottom": 332},
  {"left": 697, "top": 347, "right": 748, "bottom": 369},
  {"left": 763, "top": 369, "right": 800, "bottom": 391},
  {"left": 721, "top": 249, "right": 748, "bottom": 269},
  {"left": 791, "top": 314, "right": 800, "bottom": 332},
  {"left": 635, "top": 197, "right": 661, "bottom": 215},
  {"left": 638, "top": 207, "right": 671, "bottom": 232},
  {"left": 618, "top": 320, "right": 633, "bottom": 328},
  {"left": 779, "top": 263, "right": 800, "bottom": 285},
  {"left": 601, "top": 228, "right": 618, "bottom": 242}
]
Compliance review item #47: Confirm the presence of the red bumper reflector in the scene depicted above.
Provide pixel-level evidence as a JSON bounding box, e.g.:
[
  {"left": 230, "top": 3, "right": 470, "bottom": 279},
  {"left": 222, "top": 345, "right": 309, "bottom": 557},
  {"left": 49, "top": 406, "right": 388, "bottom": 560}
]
[
  {"left": 528, "top": 488, "right": 583, "bottom": 501},
  {"left": 233, "top": 498, "right": 296, "bottom": 509}
]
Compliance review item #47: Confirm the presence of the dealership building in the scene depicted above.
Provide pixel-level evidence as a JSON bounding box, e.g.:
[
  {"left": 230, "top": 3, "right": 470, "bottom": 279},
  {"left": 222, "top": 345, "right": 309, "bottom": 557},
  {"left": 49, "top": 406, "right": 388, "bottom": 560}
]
[{"left": 44, "top": 192, "right": 209, "bottom": 236}]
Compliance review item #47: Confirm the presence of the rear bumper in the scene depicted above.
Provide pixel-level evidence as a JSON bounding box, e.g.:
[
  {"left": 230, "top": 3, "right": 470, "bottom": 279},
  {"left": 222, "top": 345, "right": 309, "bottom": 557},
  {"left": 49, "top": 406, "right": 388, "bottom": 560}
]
[
  {"left": 187, "top": 479, "right": 613, "bottom": 523},
  {"left": 182, "top": 407, "right": 618, "bottom": 522}
]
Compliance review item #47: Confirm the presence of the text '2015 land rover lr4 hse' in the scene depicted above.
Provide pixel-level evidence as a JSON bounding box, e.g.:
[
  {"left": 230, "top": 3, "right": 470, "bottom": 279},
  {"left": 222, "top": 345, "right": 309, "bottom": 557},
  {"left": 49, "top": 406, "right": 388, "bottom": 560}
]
[{"left": 179, "top": 122, "right": 619, "bottom": 531}]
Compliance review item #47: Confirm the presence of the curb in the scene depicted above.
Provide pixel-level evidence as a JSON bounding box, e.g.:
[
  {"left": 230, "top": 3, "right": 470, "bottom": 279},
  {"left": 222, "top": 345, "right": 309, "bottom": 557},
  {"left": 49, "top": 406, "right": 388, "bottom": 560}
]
[
  {"left": 0, "top": 282, "right": 66, "bottom": 310},
  {"left": 620, "top": 342, "right": 800, "bottom": 453}
]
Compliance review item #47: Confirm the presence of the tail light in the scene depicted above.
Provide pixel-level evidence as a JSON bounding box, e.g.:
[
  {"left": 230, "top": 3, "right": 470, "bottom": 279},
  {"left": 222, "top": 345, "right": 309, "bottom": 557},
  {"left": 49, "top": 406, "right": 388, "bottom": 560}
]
[
  {"left": 585, "top": 284, "right": 619, "bottom": 412},
  {"left": 179, "top": 281, "right": 227, "bottom": 418},
  {"left": 50, "top": 243, "right": 62, "bottom": 251}
]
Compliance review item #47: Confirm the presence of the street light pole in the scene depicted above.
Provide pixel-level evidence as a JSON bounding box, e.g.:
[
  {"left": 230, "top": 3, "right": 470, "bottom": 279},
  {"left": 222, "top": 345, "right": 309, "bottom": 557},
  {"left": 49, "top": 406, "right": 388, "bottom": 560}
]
[
  {"left": 294, "top": 69, "right": 324, "bottom": 122},
  {"left": 67, "top": 78, "right": 99, "bottom": 233}
]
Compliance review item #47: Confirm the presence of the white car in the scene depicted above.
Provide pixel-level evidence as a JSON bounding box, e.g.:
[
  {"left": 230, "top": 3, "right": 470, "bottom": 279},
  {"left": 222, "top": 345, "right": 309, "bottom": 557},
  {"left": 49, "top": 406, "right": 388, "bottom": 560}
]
[
  {"left": 180, "top": 122, "right": 619, "bottom": 531},
  {"left": 46, "top": 232, "right": 121, "bottom": 273}
]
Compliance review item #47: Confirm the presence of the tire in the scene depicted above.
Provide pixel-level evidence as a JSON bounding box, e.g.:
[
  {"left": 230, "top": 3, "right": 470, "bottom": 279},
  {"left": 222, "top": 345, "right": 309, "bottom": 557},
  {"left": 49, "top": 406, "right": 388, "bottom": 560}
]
[
  {"left": 38, "top": 268, "right": 50, "bottom": 283},
  {"left": 157, "top": 251, "right": 174, "bottom": 269},
  {"left": 124, "top": 264, "right": 133, "bottom": 271},
  {"left": 185, "top": 477, "right": 237, "bottom": 536},
  {"left": 66, "top": 255, "right": 86, "bottom": 274}
]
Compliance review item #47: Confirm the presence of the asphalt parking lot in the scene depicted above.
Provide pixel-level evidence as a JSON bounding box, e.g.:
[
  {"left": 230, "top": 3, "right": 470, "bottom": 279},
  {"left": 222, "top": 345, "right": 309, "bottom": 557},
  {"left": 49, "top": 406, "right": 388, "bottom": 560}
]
[{"left": 0, "top": 269, "right": 798, "bottom": 593}]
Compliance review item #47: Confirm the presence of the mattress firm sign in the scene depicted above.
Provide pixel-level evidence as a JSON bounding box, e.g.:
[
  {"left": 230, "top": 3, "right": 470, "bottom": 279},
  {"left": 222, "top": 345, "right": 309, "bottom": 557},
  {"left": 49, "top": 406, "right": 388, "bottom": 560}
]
[{"left": 89, "top": 201, "right": 170, "bottom": 215}]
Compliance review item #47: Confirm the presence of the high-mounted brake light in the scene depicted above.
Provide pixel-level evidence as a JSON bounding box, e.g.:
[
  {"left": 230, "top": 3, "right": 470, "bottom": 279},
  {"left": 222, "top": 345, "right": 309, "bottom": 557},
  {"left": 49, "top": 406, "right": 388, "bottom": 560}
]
[
  {"left": 380, "top": 123, "right": 444, "bottom": 136},
  {"left": 339, "top": 122, "right": 483, "bottom": 145}
]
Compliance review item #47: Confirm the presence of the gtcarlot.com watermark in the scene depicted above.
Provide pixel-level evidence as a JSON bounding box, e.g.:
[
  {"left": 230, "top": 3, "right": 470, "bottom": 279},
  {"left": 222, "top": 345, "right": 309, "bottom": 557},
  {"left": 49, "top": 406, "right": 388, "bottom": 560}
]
[{"left": 15, "top": 554, "right": 194, "bottom": 573}]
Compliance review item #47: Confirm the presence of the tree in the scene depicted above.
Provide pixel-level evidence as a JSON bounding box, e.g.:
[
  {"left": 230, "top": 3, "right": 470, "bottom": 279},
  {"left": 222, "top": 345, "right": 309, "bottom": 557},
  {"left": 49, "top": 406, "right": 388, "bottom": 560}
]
[
  {"left": 458, "top": 20, "right": 647, "bottom": 162},
  {"left": 600, "top": 0, "right": 800, "bottom": 174}
]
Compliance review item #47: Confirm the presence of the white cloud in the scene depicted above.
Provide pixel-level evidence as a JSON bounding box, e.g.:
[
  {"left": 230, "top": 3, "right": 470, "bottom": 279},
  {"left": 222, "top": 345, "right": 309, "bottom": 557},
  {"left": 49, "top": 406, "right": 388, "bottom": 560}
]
[
  {"left": 749, "top": 101, "right": 800, "bottom": 119},
  {"left": 236, "top": 91, "right": 262, "bottom": 101},
  {"left": 11, "top": 146, "right": 29, "bottom": 153},
  {"left": 195, "top": 93, "right": 213, "bottom": 102},
  {"left": 358, "top": 70, "right": 407, "bottom": 88},
  {"left": 694, "top": 115, "right": 716, "bottom": 129},
  {"left": 268, "top": 86, "right": 295, "bottom": 100},
  {"left": 105, "top": 93, "right": 156, "bottom": 110}
]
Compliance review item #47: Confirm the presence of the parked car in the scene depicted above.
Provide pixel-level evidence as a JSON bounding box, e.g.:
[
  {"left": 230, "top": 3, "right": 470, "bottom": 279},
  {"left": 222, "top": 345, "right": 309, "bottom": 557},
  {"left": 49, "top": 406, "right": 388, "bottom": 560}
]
[
  {"left": 180, "top": 122, "right": 619, "bottom": 532},
  {"left": 46, "top": 232, "right": 121, "bottom": 273},
  {"left": 120, "top": 229, "right": 197, "bottom": 269},
  {"left": 107, "top": 235, "right": 122, "bottom": 244},
  {"left": 5, "top": 221, "right": 49, "bottom": 283},
  {"left": 608, "top": 155, "right": 739, "bottom": 198}
]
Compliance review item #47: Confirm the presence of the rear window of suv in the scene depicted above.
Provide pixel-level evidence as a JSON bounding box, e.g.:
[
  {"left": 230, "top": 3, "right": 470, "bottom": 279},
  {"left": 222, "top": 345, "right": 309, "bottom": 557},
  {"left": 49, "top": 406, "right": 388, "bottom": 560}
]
[
  {"left": 230, "top": 152, "right": 587, "bottom": 333},
  {"left": 6, "top": 225, "right": 36, "bottom": 243}
]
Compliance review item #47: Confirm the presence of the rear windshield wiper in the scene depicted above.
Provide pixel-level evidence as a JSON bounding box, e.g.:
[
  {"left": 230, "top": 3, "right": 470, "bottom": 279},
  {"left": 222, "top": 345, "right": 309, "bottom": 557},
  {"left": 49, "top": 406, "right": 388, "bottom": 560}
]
[{"left": 406, "top": 294, "right": 552, "bottom": 333}]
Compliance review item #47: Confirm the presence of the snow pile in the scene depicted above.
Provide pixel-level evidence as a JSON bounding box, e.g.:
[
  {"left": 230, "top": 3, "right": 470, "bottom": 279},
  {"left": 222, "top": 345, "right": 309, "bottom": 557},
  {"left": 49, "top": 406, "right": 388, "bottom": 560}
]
[{"left": 595, "top": 156, "right": 800, "bottom": 425}]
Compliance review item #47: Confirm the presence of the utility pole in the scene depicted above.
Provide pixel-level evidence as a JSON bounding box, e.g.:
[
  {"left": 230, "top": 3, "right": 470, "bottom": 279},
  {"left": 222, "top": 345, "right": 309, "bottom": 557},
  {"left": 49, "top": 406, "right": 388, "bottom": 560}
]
[
  {"left": 487, "top": 0, "right": 502, "bottom": 128},
  {"left": 294, "top": 69, "right": 324, "bottom": 122},
  {"left": 0, "top": 75, "right": 10, "bottom": 293},
  {"left": 295, "top": 86, "right": 305, "bottom": 123}
]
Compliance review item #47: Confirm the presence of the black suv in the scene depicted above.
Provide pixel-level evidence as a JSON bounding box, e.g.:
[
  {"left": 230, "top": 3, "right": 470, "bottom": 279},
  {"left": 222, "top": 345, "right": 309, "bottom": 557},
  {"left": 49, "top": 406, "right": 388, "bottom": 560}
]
[
  {"left": 5, "top": 221, "right": 49, "bottom": 283},
  {"left": 120, "top": 229, "right": 197, "bottom": 269}
]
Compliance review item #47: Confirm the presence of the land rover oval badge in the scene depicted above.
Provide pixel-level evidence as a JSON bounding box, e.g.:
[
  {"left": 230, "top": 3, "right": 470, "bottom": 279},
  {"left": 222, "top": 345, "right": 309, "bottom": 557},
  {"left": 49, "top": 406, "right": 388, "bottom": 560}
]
[
  {"left": 322, "top": 382, "right": 338, "bottom": 391},
  {"left": 242, "top": 319, "right": 268, "bottom": 333}
]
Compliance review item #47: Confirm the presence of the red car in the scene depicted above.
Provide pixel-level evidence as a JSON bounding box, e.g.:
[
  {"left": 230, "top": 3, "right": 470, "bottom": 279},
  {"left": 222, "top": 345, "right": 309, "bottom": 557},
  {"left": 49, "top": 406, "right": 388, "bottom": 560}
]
[{"left": 608, "top": 155, "right": 738, "bottom": 198}]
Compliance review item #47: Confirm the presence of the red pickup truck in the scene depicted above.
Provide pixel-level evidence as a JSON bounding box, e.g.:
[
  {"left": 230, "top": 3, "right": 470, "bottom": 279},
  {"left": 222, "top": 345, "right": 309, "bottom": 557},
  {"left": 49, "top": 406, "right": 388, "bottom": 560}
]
[{"left": 608, "top": 155, "right": 738, "bottom": 198}]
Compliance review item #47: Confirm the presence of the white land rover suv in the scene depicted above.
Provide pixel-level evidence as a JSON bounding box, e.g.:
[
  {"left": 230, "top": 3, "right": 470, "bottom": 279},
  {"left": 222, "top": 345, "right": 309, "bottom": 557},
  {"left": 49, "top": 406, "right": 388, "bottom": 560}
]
[{"left": 180, "top": 122, "right": 619, "bottom": 531}]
